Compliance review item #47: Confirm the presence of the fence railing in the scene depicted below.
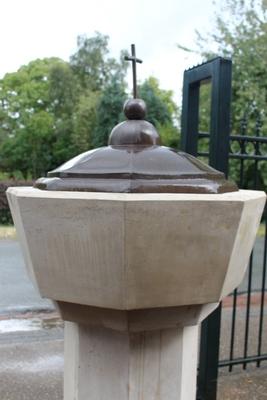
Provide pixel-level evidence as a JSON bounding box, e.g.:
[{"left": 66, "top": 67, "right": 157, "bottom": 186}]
[
  {"left": 181, "top": 57, "right": 267, "bottom": 399},
  {"left": 198, "top": 126, "right": 267, "bottom": 371}
]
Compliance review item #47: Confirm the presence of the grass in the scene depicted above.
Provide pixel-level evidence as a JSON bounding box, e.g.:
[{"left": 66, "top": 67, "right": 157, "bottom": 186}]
[
  {"left": 0, "top": 225, "right": 17, "bottom": 239},
  {"left": 257, "top": 223, "right": 265, "bottom": 238}
]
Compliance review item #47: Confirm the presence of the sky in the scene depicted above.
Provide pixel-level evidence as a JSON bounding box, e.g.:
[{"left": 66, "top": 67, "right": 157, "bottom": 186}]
[{"left": 0, "top": 0, "right": 216, "bottom": 104}]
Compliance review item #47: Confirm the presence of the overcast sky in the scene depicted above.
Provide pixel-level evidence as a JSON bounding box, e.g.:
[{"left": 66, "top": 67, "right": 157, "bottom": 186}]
[{"left": 0, "top": 0, "right": 216, "bottom": 103}]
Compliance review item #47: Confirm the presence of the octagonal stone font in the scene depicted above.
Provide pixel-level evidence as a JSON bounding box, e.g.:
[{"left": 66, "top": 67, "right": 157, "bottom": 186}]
[{"left": 7, "top": 187, "right": 265, "bottom": 311}]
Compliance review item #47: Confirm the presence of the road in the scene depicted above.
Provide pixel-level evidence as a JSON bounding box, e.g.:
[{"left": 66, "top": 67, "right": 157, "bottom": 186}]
[{"left": 0, "top": 240, "right": 53, "bottom": 315}]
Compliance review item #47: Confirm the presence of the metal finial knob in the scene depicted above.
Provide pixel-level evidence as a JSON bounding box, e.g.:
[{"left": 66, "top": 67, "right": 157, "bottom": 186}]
[{"left": 124, "top": 98, "right": 146, "bottom": 120}]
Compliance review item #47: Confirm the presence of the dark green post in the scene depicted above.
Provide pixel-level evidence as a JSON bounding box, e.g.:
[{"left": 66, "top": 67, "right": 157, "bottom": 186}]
[{"left": 181, "top": 57, "right": 232, "bottom": 400}]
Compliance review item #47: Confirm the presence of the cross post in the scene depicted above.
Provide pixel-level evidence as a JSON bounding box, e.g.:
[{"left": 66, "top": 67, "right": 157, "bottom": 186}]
[{"left": 125, "top": 44, "right": 143, "bottom": 98}]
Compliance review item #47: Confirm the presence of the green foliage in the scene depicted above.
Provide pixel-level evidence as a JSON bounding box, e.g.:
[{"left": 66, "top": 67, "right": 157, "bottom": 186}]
[
  {"left": 1, "top": 111, "right": 55, "bottom": 178},
  {"left": 158, "top": 123, "right": 180, "bottom": 149},
  {"left": 0, "top": 180, "right": 33, "bottom": 225},
  {"left": 0, "top": 32, "right": 179, "bottom": 178},
  {"left": 180, "top": 0, "right": 267, "bottom": 186},
  {"left": 195, "top": 0, "right": 267, "bottom": 132},
  {"left": 70, "top": 32, "right": 128, "bottom": 92},
  {"left": 71, "top": 91, "right": 99, "bottom": 153},
  {"left": 0, "top": 58, "right": 60, "bottom": 178},
  {"left": 0, "top": 32, "right": 131, "bottom": 178},
  {"left": 138, "top": 77, "right": 180, "bottom": 147},
  {"left": 0, "top": 209, "right": 13, "bottom": 225},
  {"left": 70, "top": 32, "right": 129, "bottom": 150},
  {"left": 139, "top": 78, "right": 172, "bottom": 126},
  {"left": 92, "top": 75, "right": 127, "bottom": 147}
]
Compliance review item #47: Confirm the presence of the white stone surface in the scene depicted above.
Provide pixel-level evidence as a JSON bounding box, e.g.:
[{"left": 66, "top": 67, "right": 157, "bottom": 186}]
[
  {"left": 7, "top": 188, "right": 266, "bottom": 310},
  {"left": 64, "top": 321, "right": 199, "bottom": 400}
]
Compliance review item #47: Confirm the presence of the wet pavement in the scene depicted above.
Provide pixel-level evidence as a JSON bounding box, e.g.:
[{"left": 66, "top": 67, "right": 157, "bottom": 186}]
[{"left": 0, "top": 325, "right": 63, "bottom": 400}]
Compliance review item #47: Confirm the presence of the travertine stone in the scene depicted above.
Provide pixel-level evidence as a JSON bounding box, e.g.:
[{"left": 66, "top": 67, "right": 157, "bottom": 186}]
[
  {"left": 64, "top": 321, "right": 199, "bottom": 400},
  {"left": 7, "top": 188, "right": 266, "bottom": 310}
]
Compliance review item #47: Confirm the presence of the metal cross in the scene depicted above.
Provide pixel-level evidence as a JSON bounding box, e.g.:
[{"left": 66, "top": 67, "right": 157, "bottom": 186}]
[{"left": 124, "top": 44, "right": 143, "bottom": 98}]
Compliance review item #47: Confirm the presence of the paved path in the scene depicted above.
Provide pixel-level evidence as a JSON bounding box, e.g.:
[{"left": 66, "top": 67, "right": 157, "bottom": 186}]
[
  {"left": 0, "top": 323, "right": 63, "bottom": 400},
  {"left": 218, "top": 367, "right": 267, "bottom": 399}
]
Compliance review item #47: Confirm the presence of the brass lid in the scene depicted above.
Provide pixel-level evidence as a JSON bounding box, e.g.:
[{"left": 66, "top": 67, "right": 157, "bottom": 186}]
[{"left": 34, "top": 98, "right": 237, "bottom": 194}]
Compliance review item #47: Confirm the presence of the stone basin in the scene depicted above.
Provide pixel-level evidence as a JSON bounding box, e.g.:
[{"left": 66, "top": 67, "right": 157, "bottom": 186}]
[{"left": 7, "top": 187, "right": 265, "bottom": 311}]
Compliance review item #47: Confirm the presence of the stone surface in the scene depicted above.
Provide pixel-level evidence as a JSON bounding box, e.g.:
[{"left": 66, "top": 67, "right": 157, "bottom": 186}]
[
  {"left": 7, "top": 188, "right": 265, "bottom": 310},
  {"left": 56, "top": 301, "right": 218, "bottom": 331},
  {"left": 64, "top": 321, "right": 199, "bottom": 400}
]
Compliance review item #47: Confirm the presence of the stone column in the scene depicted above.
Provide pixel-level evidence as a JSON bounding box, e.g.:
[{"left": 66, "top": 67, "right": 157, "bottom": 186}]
[
  {"left": 64, "top": 323, "right": 198, "bottom": 400},
  {"left": 61, "top": 302, "right": 218, "bottom": 400}
]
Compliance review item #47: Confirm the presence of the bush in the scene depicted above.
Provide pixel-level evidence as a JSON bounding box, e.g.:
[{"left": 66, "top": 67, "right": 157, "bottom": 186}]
[{"left": 0, "top": 180, "right": 33, "bottom": 225}]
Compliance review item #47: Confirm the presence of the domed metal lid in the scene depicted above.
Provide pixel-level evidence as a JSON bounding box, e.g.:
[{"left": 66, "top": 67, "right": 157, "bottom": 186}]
[
  {"left": 35, "top": 97, "right": 237, "bottom": 194},
  {"left": 34, "top": 44, "right": 237, "bottom": 194}
]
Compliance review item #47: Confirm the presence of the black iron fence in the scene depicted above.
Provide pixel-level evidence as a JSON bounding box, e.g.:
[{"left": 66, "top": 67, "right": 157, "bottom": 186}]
[
  {"left": 181, "top": 58, "right": 267, "bottom": 399},
  {"left": 199, "top": 120, "right": 267, "bottom": 370}
]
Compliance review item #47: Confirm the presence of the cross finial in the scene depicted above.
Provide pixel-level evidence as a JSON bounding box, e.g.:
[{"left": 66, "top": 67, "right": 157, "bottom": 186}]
[{"left": 124, "top": 44, "right": 143, "bottom": 98}]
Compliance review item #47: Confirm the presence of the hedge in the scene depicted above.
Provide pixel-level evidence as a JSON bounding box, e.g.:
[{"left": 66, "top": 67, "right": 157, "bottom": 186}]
[{"left": 0, "top": 180, "right": 33, "bottom": 225}]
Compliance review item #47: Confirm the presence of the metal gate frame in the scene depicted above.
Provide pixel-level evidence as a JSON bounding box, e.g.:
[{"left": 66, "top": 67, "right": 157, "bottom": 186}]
[
  {"left": 181, "top": 57, "right": 232, "bottom": 400},
  {"left": 181, "top": 56, "right": 267, "bottom": 399}
]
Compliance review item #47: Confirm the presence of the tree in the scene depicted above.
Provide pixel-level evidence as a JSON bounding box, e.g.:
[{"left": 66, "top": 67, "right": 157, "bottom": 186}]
[
  {"left": 195, "top": 0, "right": 267, "bottom": 131},
  {"left": 70, "top": 32, "right": 128, "bottom": 92},
  {"left": 70, "top": 32, "right": 129, "bottom": 150},
  {"left": 0, "top": 33, "right": 129, "bottom": 178},
  {"left": 48, "top": 60, "right": 80, "bottom": 164},
  {"left": 181, "top": 0, "right": 267, "bottom": 186},
  {"left": 0, "top": 58, "right": 83, "bottom": 178},
  {"left": 92, "top": 75, "right": 127, "bottom": 148},
  {"left": 1, "top": 111, "right": 54, "bottom": 179},
  {"left": 0, "top": 32, "right": 180, "bottom": 179},
  {"left": 71, "top": 90, "right": 99, "bottom": 153},
  {"left": 138, "top": 77, "right": 180, "bottom": 148},
  {"left": 0, "top": 58, "right": 62, "bottom": 178}
]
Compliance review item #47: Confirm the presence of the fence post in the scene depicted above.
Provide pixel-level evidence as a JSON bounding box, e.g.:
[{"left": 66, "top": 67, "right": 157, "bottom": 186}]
[{"left": 181, "top": 57, "right": 232, "bottom": 400}]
